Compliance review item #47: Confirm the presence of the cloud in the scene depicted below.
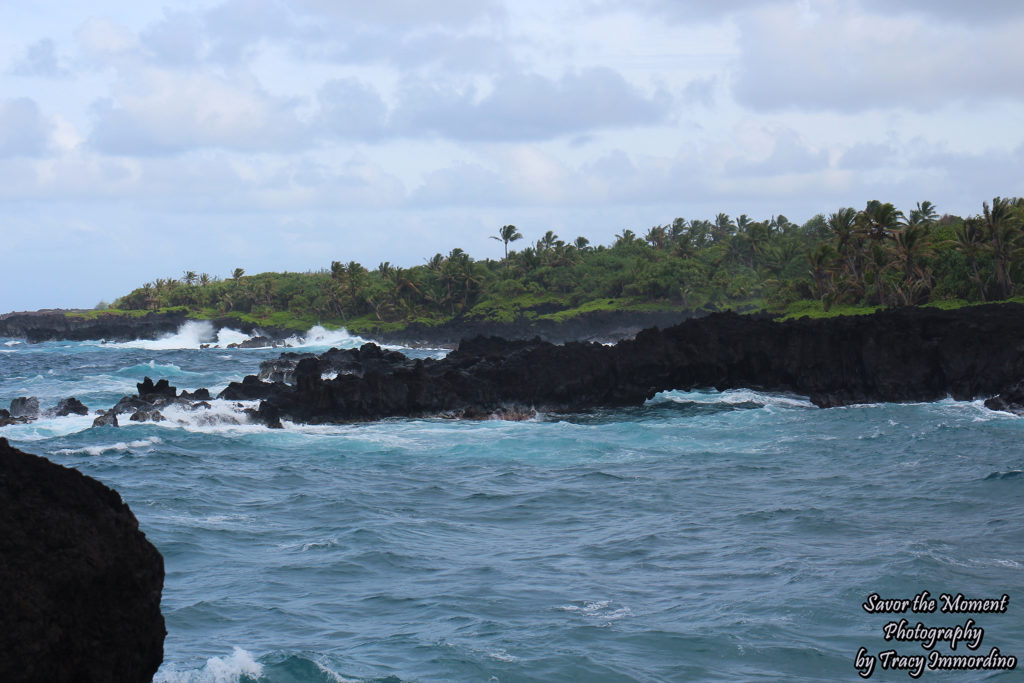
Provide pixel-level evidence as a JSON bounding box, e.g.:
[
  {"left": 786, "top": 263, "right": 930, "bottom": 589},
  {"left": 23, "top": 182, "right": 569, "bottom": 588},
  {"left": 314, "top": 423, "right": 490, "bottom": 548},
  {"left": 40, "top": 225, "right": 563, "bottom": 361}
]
[
  {"left": 838, "top": 141, "right": 898, "bottom": 170},
  {"left": 391, "top": 67, "right": 672, "bottom": 141},
  {"left": 140, "top": 10, "right": 205, "bottom": 66},
  {"left": 859, "top": 0, "right": 1024, "bottom": 24},
  {"left": 76, "top": 17, "right": 139, "bottom": 62},
  {"left": 88, "top": 69, "right": 307, "bottom": 155},
  {"left": 726, "top": 128, "right": 828, "bottom": 176},
  {"left": 10, "top": 39, "right": 69, "bottom": 78},
  {"left": 316, "top": 78, "right": 388, "bottom": 139},
  {"left": 0, "top": 99, "right": 53, "bottom": 157},
  {"left": 732, "top": 3, "right": 1024, "bottom": 111},
  {"left": 294, "top": 0, "right": 505, "bottom": 29}
]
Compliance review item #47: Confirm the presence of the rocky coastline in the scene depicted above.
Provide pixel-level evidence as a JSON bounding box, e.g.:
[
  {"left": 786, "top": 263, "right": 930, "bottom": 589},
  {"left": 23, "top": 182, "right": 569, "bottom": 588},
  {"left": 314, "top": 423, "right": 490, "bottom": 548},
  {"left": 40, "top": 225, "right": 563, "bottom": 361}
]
[
  {"left": 0, "top": 437, "right": 165, "bottom": 682},
  {"left": 0, "top": 309, "right": 301, "bottom": 343},
  {"left": 65, "top": 303, "right": 1024, "bottom": 426},
  {"left": 0, "top": 306, "right": 697, "bottom": 346}
]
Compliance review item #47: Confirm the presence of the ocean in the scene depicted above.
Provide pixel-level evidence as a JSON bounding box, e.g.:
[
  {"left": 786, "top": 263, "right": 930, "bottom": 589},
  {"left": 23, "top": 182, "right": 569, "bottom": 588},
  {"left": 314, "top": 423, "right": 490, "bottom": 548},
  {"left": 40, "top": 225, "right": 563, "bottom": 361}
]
[{"left": 2, "top": 323, "right": 1022, "bottom": 681}]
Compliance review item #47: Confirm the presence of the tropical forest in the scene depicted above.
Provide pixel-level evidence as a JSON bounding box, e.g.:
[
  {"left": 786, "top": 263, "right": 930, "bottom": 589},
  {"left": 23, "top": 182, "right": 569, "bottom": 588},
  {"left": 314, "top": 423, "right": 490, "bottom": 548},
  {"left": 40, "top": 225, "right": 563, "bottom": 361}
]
[{"left": 106, "top": 197, "right": 1024, "bottom": 334}]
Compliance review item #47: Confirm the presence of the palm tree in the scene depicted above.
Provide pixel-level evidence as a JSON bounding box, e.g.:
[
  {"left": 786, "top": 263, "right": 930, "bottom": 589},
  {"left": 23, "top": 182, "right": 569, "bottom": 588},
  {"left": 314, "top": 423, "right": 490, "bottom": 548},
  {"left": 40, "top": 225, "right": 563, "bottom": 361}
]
[
  {"left": 888, "top": 223, "right": 934, "bottom": 305},
  {"left": 183, "top": 270, "right": 197, "bottom": 286},
  {"left": 232, "top": 268, "right": 245, "bottom": 280},
  {"left": 491, "top": 225, "right": 523, "bottom": 264},
  {"left": 858, "top": 200, "right": 904, "bottom": 243},
  {"left": 983, "top": 197, "right": 1021, "bottom": 299},
  {"left": 906, "top": 200, "right": 938, "bottom": 227},
  {"left": 806, "top": 243, "right": 838, "bottom": 301},
  {"left": 950, "top": 218, "right": 987, "bottom": 301},
  {"left": 644, "top": 225, "right": 667, "bottom": 249}
]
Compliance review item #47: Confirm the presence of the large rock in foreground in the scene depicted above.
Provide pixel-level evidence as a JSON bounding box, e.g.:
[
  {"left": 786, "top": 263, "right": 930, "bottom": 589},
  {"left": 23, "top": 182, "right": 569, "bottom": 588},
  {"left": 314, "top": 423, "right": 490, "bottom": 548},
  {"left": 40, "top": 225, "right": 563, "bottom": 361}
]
[{"left": 0, "top": 437, "right": 165, "bottom": 683}]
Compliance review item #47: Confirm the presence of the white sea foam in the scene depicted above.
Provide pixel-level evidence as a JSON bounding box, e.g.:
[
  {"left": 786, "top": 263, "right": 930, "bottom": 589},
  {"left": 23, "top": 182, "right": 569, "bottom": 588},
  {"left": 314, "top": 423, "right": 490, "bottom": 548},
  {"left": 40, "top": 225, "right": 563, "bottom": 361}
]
[
  {"left": 284, "top": 325, "right": 371, "bottom": 349},
  {"left": 0, "top": 414, "right": 95, "bottom": 441},
  {"left": 215, "top": 327, "right": 252, "bottom": 347},
  {"left": 313, "top": 660, "right": 361, "bottom": 683},
  {"left": 4, "top": 340, "right": 21, "bottom": 346},
  {"left": 155, "top": 399, "right": 259, "bottom": 432},
  {"left": 56, "top": 436, "right": 163, "bottom": 457},
  {"left": 113, "top": 321, "right": 217, "bottom": 350},
  {"left": 654, "top": 388, "right": 814, "bottom": 409},
  {"left": 155, "top": 647, "right": 263, "bottom": 683},
  {"left": 555, "top": 599, "right": 634, "bottom": 624}
]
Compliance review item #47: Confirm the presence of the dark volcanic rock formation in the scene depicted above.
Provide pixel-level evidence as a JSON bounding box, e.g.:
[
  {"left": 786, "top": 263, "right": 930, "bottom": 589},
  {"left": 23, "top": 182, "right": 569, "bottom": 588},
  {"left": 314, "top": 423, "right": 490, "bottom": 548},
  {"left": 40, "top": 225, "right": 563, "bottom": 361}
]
[
  {"left": 0, "top": 310, "right": 190, "bottom": 343},
  {"left": 218, "top": 305, "right": 1024, "bottom": 424},
  {"left": 52, "top": 397, "right": 89, "bottom": 417},
  {"left": 984, "top": 382, "right": 1024, "bottom": 415},
  {"left": 373, "top": 308, "right": 695, "bottom": 346},
  {"left": 0, "top": 437, "right": 165, "bottom": 682},
  {"left": 0, "top": 309, "right": 301, "bottom": 343},
  {"left": 9, "top": 396, "right": 39, "bottom": 419}
]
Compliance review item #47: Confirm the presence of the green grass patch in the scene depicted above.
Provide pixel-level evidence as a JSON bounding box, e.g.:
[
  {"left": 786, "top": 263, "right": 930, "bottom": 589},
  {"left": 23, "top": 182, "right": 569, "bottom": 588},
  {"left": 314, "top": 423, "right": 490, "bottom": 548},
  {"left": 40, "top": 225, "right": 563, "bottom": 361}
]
[
  {"left": 537, "top": 297, "right": 681, "bottom": 322},
  {"left": 465, "top": 293, "right": 564, "bottom": 324},
  {"left": 775, "top": 300, "right": 883, "bottom": 321},
  {"left": 65, "top": 306, "right": 189, "bottom": 320}
]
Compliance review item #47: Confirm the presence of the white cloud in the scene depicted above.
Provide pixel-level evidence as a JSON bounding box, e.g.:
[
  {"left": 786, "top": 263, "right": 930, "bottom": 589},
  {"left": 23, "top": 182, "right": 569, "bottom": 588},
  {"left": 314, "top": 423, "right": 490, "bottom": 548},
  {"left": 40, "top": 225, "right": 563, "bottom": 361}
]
[
  {"left": 10, "top": 38, "right": 69, "bottom": 78},
  {"left": 732, "top": 2, "right": 1024, "bottom": 111},
  {"left": 88, "top": 68, "right": 307, "bottom": 155},
  {"left": 391, "top": 67, "right": 671, "bottom": 141},
  {"left": 0, "top": 98, "right": 54, "bottom": 157}
]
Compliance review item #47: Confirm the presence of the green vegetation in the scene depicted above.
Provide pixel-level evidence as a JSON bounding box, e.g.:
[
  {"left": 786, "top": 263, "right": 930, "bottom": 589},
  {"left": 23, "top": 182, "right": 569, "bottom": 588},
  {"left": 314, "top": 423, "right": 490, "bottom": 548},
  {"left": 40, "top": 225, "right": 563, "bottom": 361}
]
[{"left": 110, "top": 197, "right": 1024, "bottom": 331}]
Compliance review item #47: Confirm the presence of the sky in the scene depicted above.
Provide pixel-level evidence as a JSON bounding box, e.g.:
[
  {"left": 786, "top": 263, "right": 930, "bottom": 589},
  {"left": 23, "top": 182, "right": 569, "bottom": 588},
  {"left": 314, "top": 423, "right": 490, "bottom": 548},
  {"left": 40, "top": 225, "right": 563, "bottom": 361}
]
[{"left": 1, "top": 0, "right": 1023, "bottom": 312}]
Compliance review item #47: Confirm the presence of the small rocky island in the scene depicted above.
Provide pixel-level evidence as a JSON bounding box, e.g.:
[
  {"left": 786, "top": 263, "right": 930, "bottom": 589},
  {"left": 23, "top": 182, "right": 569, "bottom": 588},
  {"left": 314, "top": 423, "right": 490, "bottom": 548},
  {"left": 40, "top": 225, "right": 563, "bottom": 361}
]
[{"left": 0, "top": 438, "right": 165, "bottom": 682}]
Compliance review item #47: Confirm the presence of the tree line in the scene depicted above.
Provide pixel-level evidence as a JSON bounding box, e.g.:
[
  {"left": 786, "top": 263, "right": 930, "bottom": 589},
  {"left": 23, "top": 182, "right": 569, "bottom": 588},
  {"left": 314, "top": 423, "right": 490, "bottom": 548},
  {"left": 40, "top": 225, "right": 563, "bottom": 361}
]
[{"left": 113, "top": 197, "right": 1024, "bottom": 327}]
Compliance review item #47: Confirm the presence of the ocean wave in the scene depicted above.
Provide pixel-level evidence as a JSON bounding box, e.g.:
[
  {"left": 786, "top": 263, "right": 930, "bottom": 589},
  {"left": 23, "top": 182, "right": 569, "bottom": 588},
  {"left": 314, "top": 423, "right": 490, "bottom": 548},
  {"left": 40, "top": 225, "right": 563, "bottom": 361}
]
[
  {"left": 284, "top": 325, "right": 376, "bottom": 350},
  {"left": 112, "top": 321, "right": 220, "bottom": 350},
  {"left": 56, "top": 436, "right": 163, "bottom": 457},
  {"left": 155, "top": 647, "right": 262, "bottom": 683},
  {"left": 3, "top": 340, "right": 21, "bottom": 346},
  {"left": 116, "top": 361, "right": 199, "bottom": 377},
  {"left": 651, "top": 388, "right": 814, "bottom": 409},
  {"left": 555, "top": 599, "right": 634, "bottom": 623},
  {"left": 0, "top": 413, "right": 96, "bottom": 441}
]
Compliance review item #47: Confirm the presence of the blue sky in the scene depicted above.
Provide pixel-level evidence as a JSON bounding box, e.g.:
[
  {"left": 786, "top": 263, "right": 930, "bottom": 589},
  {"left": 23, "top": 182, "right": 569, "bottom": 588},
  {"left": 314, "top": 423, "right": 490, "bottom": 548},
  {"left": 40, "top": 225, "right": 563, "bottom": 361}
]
[{"left": 2, "top": 0, "right": 1023, "bottom": 312}]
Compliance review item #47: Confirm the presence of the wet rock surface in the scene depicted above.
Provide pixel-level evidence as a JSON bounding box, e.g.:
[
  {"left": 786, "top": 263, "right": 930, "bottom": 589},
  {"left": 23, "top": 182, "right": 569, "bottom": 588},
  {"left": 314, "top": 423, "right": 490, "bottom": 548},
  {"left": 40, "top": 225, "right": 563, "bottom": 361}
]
[{"left": 0, "top": 437, "right": 165, "bottom": 682}]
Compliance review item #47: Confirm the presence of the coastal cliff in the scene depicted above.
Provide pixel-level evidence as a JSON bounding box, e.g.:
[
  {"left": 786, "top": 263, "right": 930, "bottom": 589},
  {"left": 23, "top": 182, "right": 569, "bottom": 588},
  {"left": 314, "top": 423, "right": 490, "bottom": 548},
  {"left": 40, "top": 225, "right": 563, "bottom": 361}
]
[
  {"left": 207, "top": 304, "right": 1024, "bottom": 423},
  {"left": 0, "top": 438, "right": 165, "bottom": 682},
  {"left": 0, "top": 309, "right": 298, "bottom": 343}
]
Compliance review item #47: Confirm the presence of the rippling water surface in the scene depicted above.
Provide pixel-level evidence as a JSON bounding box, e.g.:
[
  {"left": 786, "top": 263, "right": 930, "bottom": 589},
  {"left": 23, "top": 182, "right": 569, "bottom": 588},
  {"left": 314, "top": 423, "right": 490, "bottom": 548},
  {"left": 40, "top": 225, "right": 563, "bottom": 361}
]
[{"left": 2, "top": 327, "right": 1023, "bottom": 681}]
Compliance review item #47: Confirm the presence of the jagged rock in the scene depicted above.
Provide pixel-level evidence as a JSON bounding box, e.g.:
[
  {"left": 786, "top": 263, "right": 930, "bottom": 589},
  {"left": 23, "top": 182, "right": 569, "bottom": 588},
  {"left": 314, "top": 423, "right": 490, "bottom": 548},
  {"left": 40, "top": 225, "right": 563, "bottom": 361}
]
[
  {"left": 129, "top": 410, "right": 165, "bottom": 423},
  {"left": 258, "top": 352, "right": 316, "bottom": 383},
  {"left": 219, "top": 374, "right": 282, "bottom": 400},
  {"left": 92, "top": 410, "right": 119, "bottom": 428},
  {"left": 137, "top": 377, "right": 176, "bottom": 400},
  {"left": 9, "top": 397, "right": 39, "bottom": 419},
  {"left": 237, "top": 336, "right": 274, "bottom": 349},
  {"left": 215, "top": 305, "right": 1024, "bottom": 424},
  {"left": 984, "top": 382, "right": 1024, "bottom": 415},
  {"left": 0, "top": 437, "right": 165, "bottom": 682},
  {"left": 0, "top": 408, "right": 17, "bottom": 427},
  {"left": 53, "top": 397, "right": 89, "bottom": 417},
  {"left": 179, "top": 388, "right": 211, "bottom": 401},
  {"left": 111, "top": 395, "right": 153, "bottom": 415}
]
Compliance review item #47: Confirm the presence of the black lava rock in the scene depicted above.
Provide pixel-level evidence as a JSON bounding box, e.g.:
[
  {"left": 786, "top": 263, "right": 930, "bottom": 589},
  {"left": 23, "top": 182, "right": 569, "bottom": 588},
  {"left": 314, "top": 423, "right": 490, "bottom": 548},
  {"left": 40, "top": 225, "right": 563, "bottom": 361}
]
[{"left": 0, "top": 437, "right": 165, "bottom": 682}]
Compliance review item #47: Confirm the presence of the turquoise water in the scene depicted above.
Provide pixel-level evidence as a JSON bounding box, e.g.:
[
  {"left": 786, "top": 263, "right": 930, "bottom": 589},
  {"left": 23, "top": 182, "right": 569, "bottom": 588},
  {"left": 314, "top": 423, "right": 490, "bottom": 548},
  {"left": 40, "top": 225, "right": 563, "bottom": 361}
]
[{"left": 2, "top": 327, "right": 1023, "bottom": 681}]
